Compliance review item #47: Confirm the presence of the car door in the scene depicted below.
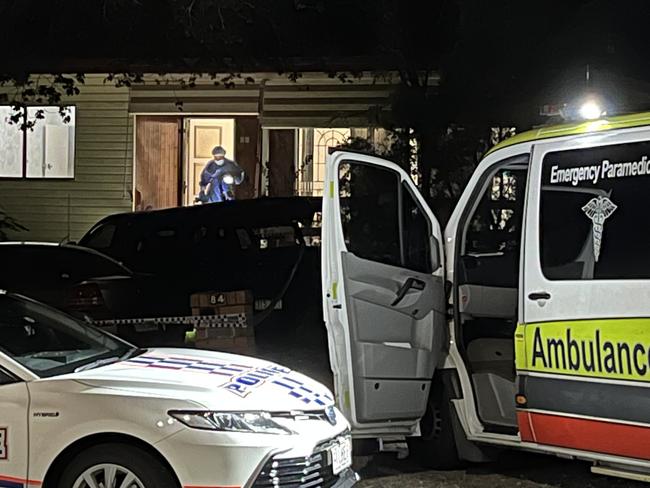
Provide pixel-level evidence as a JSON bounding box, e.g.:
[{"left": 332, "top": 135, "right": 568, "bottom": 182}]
[
  {"left": 0, "top": 362, "right": 30, "bottom": 486},
  {"left": 322, "top": 151, "right": 446, "bottom": 435},
  {"left": 517, "top": 128, "right": 650, "bottom": 460}
]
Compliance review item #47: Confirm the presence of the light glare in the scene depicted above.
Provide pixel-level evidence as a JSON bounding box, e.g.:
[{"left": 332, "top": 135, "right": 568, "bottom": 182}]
[{"left": 579, "top": 101, "right": 603, "bottom": 120}]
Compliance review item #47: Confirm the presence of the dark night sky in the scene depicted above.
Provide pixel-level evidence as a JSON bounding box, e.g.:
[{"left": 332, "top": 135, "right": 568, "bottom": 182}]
[{"left": 3, "top": 0, "right": 650, "bottom": 124}]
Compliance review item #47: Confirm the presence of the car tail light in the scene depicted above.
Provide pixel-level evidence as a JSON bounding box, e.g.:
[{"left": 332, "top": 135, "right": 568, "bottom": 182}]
[{"left": 67, "top": 283, "right": 105, "bottom": 309}]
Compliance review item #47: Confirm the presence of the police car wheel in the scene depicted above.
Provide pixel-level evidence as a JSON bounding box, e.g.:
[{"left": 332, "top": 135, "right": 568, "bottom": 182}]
[{"left": 58, "top": 443, "right": 177, "bottom": 488}]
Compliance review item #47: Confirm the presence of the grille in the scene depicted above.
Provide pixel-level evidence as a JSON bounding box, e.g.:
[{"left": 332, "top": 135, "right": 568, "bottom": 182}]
[
  {"left": 252, "top": 438, "right": 348, "bottom": 488},
  {"left": 270, "top": 411, "right": 330, "bottom": 423}
]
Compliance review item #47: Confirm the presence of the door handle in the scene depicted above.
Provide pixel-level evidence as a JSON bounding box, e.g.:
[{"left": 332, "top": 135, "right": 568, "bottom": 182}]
[
  {"left": 391, "top": 277, "right": 426, "bottom": 307},
  {"left": 528, "top": 291, "right": 551, "bottom": 301}
]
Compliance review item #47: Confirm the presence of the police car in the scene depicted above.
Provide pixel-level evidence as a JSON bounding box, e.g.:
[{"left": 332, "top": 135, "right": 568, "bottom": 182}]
[{"left": 0, "top": 292, "right": 356, "bottom": 488}]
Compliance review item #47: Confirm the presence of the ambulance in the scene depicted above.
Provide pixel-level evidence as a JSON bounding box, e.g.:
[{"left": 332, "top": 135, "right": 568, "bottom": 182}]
[{"left": 322, "top": 112, "right": 650, "bottom": 480}]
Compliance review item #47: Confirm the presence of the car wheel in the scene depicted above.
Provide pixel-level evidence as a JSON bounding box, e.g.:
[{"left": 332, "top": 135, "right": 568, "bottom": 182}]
[
  {"left": 408, "top": 384, "right": 463, "bottom": 470},
  {"left": 58, "top": 443, "right": 177, "bottom": 488}
]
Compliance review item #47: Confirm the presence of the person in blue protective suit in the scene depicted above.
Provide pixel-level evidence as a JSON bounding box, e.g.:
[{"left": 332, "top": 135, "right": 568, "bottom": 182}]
[{"left": 197, "top": 146, "right": 245, "bottom": 203}]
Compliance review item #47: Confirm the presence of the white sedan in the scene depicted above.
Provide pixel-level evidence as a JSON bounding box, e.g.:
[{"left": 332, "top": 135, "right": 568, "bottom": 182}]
[{"left": 0, "top": 291, "right": 356, "bottom": 488}]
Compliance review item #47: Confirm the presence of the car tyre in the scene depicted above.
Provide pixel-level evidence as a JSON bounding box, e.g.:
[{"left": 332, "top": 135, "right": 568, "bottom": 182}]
[
  {"left": 58, "top": 443, "right": 177, "bottom": 488},
  {"left": 408, "top": 384, "right": 463, "bottom": 470}
]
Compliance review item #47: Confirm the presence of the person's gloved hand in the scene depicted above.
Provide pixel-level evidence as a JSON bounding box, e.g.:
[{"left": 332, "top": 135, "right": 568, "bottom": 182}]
[{"left": 195, "top": 189, "right": 209, "bottom": 203}]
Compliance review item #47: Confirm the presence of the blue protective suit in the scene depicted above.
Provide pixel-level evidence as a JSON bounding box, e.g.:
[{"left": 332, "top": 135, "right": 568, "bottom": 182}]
[{"left": 199, "top": 158, "right": 245, "bottom": 203}]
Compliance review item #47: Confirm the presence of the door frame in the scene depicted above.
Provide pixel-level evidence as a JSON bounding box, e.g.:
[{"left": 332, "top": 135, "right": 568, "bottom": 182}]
[
  {"left": 132, "top": 113, "right": 259, "bottom": 210},
  {"left": 443, "top": 141, "right": 535, "bottom": 444},
  {"left": 182, "top": 117, "right": 236, "bottom": 206}
]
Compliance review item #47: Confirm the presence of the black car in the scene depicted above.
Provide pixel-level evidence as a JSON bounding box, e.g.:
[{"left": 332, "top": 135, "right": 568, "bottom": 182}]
[
  {"left": 74, "top": 197, "right": 323, "bottom": 346},
  {"left": 0, "top": 242, "right": 133, "bottom": 310}
]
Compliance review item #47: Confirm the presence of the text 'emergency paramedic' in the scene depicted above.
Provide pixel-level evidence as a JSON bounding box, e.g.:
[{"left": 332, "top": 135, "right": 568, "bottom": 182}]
[{"left": 549, "top": 155, "right": 650, "bottom": 186}]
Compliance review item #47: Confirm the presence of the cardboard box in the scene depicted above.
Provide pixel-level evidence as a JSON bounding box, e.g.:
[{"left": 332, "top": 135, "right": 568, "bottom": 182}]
[
  {"left": 195, "top": 335, "right": 256, "bottom": 355},
  {"left": 196, "top": 327, "right": 236, "bottom": 340},
  {"left": 191, "top": 304, "right": 254, "bottom": 317},
  {"left": 190, "top": 290, "right": 253, "bottom": 309}
]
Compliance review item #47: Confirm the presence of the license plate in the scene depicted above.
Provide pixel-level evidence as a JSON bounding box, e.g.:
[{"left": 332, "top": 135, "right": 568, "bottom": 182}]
[
  {"left": 254, "top": 299, "right": 283, "bottom": 311},
  {"left": 329, "top": 436, "right": 352, "bottom": 475}
]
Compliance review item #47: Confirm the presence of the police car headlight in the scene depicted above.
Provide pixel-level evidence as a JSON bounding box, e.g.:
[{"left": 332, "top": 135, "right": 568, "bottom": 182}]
[
  {"left": 168, "top": 410, "right": 295, "bottom": 435},
  {"left": 223, "top": 174, "right": 235, "bottom": 185}
]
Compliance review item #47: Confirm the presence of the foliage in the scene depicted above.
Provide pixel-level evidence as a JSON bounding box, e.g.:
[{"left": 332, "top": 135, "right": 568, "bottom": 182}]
[
  {"left": 0, "top": 209, "right": 27, "bottom": 241},
  {"left": 0, "top": 0, "right": 634, "bottom": 210}
]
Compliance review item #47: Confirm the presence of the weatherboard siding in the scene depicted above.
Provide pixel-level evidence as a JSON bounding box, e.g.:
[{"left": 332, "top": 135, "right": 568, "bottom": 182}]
[
  {"left": 129, "top": 72, "right": 406, "bottom": 127},
  {"left": 0, "top": 75, "right": 133, "bottom": 242},
  {"left": 0, "top": 71, "right": 436, "bottom": 242}
]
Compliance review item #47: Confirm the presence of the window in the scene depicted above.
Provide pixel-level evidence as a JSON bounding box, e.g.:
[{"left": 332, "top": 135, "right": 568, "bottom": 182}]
[
  {"left": 81, "top": 223, "right": 117, "bottom": 251},
  {"left": 402, "top": 183, "right": 433, "bottom": 273},
  {"left": 339, "top": 161, "right": 434, "bottom": 273},
  {"left": 540, "top": 141, "right": 650, "bottom": 280},
  {"left": 0, "top": 106, "right": 76, "bottom": 178},
  {"left": 297, "top": 128, "right": 351, "bottom": 196},
  {"left": 0, "top": 294, "right": 130, "bottom": 377},
  {"left": 0, "top": 368, "right": 17, "bottom": 386},
  {"left": 465, "top": 165, "right": 528, "bottom": 255}
]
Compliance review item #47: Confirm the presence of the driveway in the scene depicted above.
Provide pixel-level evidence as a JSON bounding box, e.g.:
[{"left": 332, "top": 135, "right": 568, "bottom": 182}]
[{"left": 355, "top": 451, "right": 646, "bottom": 487}]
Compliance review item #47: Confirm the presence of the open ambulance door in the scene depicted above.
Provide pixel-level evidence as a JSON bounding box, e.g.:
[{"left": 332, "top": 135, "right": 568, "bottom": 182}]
[{"left": 322, "top": 150, "right": 447, "bottom": 436}]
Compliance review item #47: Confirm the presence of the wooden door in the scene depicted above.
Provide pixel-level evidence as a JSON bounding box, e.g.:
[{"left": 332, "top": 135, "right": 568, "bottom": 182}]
[
  {"left": 268, "top": 129, "right": 296, "bottom": 197},
  {"left": 185, "top": 118, "right": 235, "bottom": 205},
  {"left": 135, "top": 116, "right": 181, "bottom": 210},
  {"left": 235, "top": 117, "right": 260, "bottom": 199}
]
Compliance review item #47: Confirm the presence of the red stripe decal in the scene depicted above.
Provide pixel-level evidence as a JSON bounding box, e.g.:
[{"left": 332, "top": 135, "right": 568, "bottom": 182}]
[
  {"left": 526, "top": 411, "right": 650, "bottom": 460},
  {"left": 183, "top": 485, "right": 240, "bottom": 488},
  {"left": 517, "top": 411, "right": 535, "bottom": 442},
  {"left": 0, "top": 474, "right": 42, "bottom": 485}
]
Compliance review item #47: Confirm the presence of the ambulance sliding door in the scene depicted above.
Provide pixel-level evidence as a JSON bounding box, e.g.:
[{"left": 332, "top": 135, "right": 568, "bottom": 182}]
[{"left": 518, "top": 128, "right": 650, "bottom": 461}]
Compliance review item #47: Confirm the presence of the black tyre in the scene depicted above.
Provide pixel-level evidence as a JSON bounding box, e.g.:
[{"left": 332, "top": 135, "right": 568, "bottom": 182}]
[
  {"left": 58, "top": 443, "right": 177, "bottom": 488},
  {"left": 408, "top": 384, "right": 463, "bottom": 470}
]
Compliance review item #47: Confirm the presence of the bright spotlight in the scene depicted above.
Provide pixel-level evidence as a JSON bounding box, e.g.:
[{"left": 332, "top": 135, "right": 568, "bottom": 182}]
[{"left": 579, "top": 101, "right": 603, "bottom": 120}]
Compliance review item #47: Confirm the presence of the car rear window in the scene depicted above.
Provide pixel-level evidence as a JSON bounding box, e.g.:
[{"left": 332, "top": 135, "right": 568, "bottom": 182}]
[{"left": 82, "top": 223, "right": 117, "bottom": 250}]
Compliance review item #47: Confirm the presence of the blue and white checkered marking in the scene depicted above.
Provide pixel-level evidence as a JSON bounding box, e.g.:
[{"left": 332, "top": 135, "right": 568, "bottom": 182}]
[
  {"left": 272, "top": 376, "right": 334, "bottom": 406},
  {"left": 125, "top": 354, "right": 333, "bottom": 405},
  {"left": 126, "top": 354, "right": 251, "bottom": 376}
]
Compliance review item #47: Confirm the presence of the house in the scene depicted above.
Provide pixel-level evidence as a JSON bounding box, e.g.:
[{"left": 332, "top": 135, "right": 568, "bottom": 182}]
[{"left": 0, "top": 72, "right": 438, "bottom": 242}]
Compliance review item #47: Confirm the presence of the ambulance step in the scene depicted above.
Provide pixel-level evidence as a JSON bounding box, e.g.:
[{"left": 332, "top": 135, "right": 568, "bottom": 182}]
[
  {"left": 378, "top": 437, "right": 409, "bottom": 459},
  {"left": 591, "top": 464, "right": 650, "bottom": 482}
]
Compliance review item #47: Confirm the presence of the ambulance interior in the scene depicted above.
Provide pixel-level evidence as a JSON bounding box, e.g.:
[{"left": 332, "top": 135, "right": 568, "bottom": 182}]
[{"left": 456, "top": 156, "right": 600, "bottom": 433}]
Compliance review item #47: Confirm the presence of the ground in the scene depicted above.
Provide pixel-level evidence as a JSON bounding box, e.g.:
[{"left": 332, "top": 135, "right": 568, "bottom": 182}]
[{"left": 354, "top": 451, "right": 646, "bottom": 487}]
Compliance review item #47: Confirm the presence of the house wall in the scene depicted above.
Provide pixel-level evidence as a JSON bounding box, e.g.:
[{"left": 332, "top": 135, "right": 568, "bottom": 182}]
[
  {"left": 0, "top": 72, "right": 436, "bottom": 242},
  {"left": 0, "top": 74, "right": 133, "bottom": 242},
  {"left": 128, "top": 73, "right": 399, "bottom": 127}
]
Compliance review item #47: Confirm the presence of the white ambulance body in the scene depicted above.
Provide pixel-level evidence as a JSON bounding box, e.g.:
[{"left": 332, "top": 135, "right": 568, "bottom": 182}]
[{"left": 322, "top": 112, "right": 650, "bottom": 480}]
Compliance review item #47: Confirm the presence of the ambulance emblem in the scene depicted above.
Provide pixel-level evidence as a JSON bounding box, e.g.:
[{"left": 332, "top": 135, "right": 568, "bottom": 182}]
[{"left": 582, "top": 196, "right": 617, "bottom": 262}]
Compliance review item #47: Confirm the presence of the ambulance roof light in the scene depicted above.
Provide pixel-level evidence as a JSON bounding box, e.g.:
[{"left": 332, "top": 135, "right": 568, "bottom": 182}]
[{"left": 579, "top": 100, "right": 605, "bottom": 120}]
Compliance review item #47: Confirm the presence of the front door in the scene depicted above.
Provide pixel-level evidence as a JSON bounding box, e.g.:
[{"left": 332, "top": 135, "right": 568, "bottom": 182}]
[
  {"left": 134, "top": 116, "right": 182, "bottom": 210},
  {"left": 185, "top": 118, "right": 235, "bottom": 205},
  {"left": 322, "top": 151, "right": 446, "bottom": 436},
  {"left": 518, "top": 128, "right": 650, "bottom": 460}
]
